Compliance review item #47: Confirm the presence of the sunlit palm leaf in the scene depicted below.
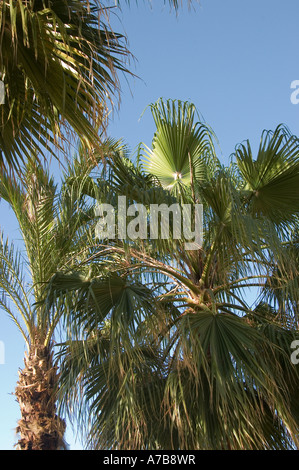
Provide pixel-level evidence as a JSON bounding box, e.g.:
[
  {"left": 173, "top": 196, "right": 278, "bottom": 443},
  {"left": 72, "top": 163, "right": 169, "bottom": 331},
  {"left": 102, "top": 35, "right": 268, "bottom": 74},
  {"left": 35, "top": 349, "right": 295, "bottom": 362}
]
[
  {"left": 142, "top": 98, "right": 217, "bottom": 199},
  {"left": 235, "top": 125, "right": 299, "bottom": 225}
]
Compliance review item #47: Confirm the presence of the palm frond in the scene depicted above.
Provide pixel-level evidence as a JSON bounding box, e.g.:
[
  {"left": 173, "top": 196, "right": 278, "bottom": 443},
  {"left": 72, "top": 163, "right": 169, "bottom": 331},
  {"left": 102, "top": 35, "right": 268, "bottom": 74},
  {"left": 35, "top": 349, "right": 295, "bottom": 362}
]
[
  {"left": 235, "top": 124, "right": 299, "bottom": 225},
  {"left": 0, "top": 232, "right": 33, "bottom": 344},
  {"left": 142, "top": 98, "right": 218, "bottom": 200},
  {"left": 0, "top": 0, "right": 130, "bottom": 173}
]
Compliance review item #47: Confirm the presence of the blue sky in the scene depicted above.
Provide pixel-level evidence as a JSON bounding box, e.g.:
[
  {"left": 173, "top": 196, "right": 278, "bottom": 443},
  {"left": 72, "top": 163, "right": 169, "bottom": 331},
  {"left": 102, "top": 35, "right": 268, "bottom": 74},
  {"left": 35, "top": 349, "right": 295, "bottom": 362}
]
[{"left": 0, "top": 0, "right": 299, "bottom": 450}]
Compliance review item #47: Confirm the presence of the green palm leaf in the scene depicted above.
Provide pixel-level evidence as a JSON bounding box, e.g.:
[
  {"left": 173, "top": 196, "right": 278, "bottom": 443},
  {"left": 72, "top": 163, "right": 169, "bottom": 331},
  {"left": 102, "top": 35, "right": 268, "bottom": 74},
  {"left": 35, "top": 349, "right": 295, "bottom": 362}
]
[
  {"left": 142, "top": 98, "right": 217, "bottom": 199},
  {"left": 0, "top": 0, "right": 129, "bottom": 172}
]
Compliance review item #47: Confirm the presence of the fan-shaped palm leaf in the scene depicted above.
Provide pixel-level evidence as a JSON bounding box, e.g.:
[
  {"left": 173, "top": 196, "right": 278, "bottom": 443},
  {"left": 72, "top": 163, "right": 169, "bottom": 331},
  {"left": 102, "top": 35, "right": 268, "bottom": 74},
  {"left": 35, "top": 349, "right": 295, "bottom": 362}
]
[
  {"left": 47, "top": 100, "right": 299, "bottom": 450},
  {"left": 142, "top": 98, "right": 218, "bottom": 200},
  {"left": 235, "top": 125, "right": 299, "bottom": 225}
]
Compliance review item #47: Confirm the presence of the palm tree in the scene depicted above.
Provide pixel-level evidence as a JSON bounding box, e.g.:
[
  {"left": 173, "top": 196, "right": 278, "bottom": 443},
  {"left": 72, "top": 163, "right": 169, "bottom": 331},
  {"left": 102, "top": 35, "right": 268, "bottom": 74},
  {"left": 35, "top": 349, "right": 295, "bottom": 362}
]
[
  {"left": 0, "top": 0, "right": 130, "bottom": 173},
  {"left": 0, "top": 142, "right": 117, "bottom": 449},
  {"left": 0, "top": 1, "right": 199, "bottom": 449},
  {"left": 49, "top": 99, "right": 299, "bottom": 450}
]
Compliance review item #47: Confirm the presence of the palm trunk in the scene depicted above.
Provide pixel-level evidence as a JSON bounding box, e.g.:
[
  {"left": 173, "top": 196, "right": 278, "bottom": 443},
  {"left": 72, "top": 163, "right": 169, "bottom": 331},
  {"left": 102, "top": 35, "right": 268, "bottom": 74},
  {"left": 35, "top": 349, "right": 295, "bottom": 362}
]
[{"left": 14, "top": 341, "right": 66, "bottom": 450}]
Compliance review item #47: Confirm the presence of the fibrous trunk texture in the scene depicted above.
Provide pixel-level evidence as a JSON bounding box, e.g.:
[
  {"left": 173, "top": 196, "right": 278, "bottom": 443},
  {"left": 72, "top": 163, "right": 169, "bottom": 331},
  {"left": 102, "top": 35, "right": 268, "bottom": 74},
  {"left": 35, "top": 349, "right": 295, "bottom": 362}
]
[{"left": 15, "top": 342, "right": 66, "bottom": 450}]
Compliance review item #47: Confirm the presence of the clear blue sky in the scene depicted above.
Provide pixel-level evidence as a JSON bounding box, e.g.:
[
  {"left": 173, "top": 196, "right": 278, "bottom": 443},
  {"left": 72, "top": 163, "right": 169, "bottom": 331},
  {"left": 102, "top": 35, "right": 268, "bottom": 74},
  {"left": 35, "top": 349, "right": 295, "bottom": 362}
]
[{"left": 1, "top": 0, "right": 299, "bottom": 450}]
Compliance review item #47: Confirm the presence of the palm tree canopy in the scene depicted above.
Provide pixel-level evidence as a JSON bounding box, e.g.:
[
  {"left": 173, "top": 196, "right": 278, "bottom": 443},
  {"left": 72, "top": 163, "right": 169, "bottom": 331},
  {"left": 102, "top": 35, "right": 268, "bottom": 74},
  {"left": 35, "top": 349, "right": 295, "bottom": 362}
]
[
  {"left": 0, "top": 0, "right": 129, "bottom": 173},
  {"left": 0, "top": 0, "right": 199, "bottom": 174},
  {"left": 0, "top": 145, "right": 102, "bottom": 345},
  {"left": 45, "top": 99, "right": 299, "bottom": 450}
]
